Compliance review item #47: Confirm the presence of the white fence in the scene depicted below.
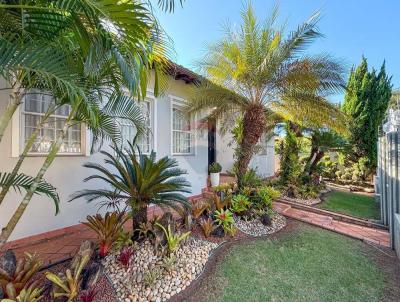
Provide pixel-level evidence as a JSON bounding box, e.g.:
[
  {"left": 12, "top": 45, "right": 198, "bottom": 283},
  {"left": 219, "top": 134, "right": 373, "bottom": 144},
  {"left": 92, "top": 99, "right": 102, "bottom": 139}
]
[{"left": 376, "top": 109, "right": 400, "bottom": 255}]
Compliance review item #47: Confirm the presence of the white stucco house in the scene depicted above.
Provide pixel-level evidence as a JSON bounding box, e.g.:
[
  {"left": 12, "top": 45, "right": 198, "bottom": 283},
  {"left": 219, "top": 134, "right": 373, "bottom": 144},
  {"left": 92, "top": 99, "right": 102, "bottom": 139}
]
[{"left": 0, "top": 64, "right": 275, "bottom": 241}]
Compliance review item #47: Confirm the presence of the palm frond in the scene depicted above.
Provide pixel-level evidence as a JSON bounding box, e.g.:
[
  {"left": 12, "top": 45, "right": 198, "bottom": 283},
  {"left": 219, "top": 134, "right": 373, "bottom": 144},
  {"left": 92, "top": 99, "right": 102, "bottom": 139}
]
[{"left": 0, "top": 172, "right": 59, "bottom": 214}]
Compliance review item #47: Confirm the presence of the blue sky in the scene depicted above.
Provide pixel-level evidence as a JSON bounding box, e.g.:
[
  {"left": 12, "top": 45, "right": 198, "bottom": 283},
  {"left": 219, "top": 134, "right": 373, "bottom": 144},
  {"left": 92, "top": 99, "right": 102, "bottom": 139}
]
[{"left": 154, "top": 0, "right": 400, "bottom": 103}]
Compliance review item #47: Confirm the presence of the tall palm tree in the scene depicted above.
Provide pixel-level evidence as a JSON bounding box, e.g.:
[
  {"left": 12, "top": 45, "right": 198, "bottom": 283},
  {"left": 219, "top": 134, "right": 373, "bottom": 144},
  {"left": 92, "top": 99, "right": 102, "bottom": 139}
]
[
  {"left": 70, "top": 140, "right": 191, "bottom": 233},
  {"left": 189, "top": 3, "right": 346, "bottom": 187},
  {"left": 0, "top": 0, "right": 184, "bottom": 245}
]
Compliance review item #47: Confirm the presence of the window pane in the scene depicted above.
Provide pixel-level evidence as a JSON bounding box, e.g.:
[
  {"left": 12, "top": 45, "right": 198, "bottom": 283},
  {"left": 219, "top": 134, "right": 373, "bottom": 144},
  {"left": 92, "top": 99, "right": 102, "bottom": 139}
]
[{"left": 172, "top": 106, "right": 192, "bottom": 153}]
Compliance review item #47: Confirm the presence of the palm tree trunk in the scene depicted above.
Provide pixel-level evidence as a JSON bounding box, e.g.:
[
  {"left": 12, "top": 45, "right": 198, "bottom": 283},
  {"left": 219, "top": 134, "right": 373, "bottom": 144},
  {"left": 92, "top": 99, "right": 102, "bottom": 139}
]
[
  {"left": 0, "top": 82, "right": 21, "bottom": 144},
  {"left": 0, "top": 106, "right": 55, "bottom": 206},
  {"left": 0, "top": 112, "right": 74, "bottom": 247},
  {"left": 131, "top": 205, "right": 148, "bottom": 232},
  {"left": 236, "top": 103, "right": 266, "bottom": 188}
]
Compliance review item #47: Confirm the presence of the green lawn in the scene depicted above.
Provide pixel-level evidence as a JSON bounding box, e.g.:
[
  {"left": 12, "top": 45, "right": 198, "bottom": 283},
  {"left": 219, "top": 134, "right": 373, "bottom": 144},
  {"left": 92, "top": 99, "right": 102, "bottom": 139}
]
[
  {"left": 317, "top": 190, "right": 380, "bottom": 220},
  {"left": 200, "top": 224, "right": 386, "bottom": 302}
]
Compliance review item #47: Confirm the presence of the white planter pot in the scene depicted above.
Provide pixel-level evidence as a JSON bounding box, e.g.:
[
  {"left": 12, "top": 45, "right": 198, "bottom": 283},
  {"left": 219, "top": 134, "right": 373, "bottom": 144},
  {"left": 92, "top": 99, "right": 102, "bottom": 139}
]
[{"left": 210, "top": 172, "right": 220, "bottom": 187}]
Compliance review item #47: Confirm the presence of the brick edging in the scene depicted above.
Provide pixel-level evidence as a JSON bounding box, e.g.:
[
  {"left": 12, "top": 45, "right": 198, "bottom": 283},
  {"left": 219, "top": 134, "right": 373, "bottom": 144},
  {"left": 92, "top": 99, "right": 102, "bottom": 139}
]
[{"left": 277, "top": 198, "right": 387, "bottom": 230}]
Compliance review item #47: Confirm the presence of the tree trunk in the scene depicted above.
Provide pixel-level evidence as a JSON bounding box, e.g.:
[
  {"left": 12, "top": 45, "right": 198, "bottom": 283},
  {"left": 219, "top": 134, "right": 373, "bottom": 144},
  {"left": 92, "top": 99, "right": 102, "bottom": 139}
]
[
  {"left": 308, "top": 150, "right": 325, "bottom": 176},
  {"left": 0, "top": 106, "right": 55, "bottom": 206},
  {"left": 0, "top": 112, "right": 73, "bottom": 247},
  {"left": 236, "top": 103, "right": 266, "bottom": 188},
  {"left": 0, "top": 82, "right": 21, "bottom": 144},
  {"left": 131, "top": 205, "right": 148, "bottom": 234}
]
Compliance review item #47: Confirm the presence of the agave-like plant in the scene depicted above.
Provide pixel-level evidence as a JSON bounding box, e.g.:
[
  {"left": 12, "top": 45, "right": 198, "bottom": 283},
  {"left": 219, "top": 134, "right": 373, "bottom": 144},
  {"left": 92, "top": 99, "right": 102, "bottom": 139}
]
[
  {"left": 155, "top": 223, "right": 191, "bottom": 254},
  {"left": 82, "top": 212, "right": 129, "bottom": 257},
  {"left": 0, "top": 252, "right": 42, "bottom": 299},
  {"left": 70, "top": 141, "right": 191, "bottom": 233},
  {"left": 45, "top": 241, "right": 100, "bottom": 302},
  {"left": 1, "top": 282, "right": 43, "bottom": 302}
]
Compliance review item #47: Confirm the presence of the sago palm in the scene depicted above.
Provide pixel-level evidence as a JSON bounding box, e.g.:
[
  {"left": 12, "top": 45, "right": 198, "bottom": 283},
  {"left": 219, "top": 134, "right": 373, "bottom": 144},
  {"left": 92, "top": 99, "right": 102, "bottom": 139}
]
[
  {"left": 70, "top": 140, "right": 191, "bottom": 233},
  {"left": 190, "top": 3, "right": 346, "bottom": 187}
]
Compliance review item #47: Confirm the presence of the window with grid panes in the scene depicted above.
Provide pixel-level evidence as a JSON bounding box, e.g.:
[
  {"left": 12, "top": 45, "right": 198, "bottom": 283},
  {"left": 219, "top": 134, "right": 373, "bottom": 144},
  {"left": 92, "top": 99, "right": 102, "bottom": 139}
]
[
  {"left": 119, "top": 100, "right": 151, "bottom": 153},
  {"left": 22, "top": 91, "right": 82, "bottom": 154},
  {"left": 172, "top": 106, "right": 193, "bottom": 154}
]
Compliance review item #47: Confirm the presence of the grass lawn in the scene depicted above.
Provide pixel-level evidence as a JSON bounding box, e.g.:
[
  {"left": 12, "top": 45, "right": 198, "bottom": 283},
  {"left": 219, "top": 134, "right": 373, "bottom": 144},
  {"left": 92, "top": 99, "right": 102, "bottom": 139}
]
[
  {"left": 317, "top": 190, "right": 380, "bottom": 220},
  {"left": 196, "top": 223, "right": 391, "bottom": 302}
]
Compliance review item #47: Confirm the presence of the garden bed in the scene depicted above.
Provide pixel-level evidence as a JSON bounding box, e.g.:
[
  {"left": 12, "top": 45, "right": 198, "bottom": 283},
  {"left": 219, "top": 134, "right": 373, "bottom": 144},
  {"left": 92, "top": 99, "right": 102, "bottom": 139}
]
[
  {"left": 234, "top": 212, "right": 286, "bottom": 236},
  {"left": 103, "top": 238, "right": 218, "bottom": 302}
]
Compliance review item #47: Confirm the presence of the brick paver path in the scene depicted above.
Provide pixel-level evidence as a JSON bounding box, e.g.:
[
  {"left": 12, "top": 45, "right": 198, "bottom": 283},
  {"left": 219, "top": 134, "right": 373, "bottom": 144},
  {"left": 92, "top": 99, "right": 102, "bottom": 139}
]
[{"left": 273, "top": 202, "right": 390, "bottom": 247}]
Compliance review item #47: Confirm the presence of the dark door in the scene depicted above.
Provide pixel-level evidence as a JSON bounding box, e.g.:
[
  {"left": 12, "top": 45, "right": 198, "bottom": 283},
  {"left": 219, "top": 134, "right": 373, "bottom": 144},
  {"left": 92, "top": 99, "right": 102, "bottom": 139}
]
[{"left": 208, "top": 118, "right": 216, "bottom": 168}]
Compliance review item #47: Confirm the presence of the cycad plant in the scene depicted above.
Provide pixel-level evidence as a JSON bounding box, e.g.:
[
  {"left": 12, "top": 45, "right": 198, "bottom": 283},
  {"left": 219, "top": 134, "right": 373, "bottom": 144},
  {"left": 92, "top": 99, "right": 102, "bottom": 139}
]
[
  {"left": 70, "top": 141, "right": 191, "bottom": 233},
  {"left": 190, "top": 3, "right": 346, "bottom": 187}
]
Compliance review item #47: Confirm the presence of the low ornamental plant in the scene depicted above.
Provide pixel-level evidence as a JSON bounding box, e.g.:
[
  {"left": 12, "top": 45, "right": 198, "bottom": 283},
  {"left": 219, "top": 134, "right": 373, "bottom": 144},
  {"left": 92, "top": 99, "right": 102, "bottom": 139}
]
[
  {"left": 199, "top": 218, "right": 217, "bottom": 237},
  {"left": 82, "top": 212, "right": 128, "bottom": 257},
  {"left": 209, "top": 162, "right": 222, "bottom": 173},
  {"left": 214, "top": 209, "right": 234, "bottom": 228},
  {"left": 79, "top": 288, "right": 97, "bottom": 302},
  {"left": 0, "top": 251, "right": 42, "bottom": 299},
  {"left": 155, "top": 223, "right": 191, "bottom": 254},
  {"left": 192, "top": 202, "right": 209, "bottom": 219},
  {"left": 117, "top": 247, "right": 134, "bottom": 269},
  {"left": 230, "top": 194, "right": 250, "bottom": 214}
]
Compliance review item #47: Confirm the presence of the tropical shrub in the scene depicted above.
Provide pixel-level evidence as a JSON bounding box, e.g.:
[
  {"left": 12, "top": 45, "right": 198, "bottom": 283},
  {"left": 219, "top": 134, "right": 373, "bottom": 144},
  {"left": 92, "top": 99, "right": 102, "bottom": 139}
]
[
  {"left": 0, "top": 251, "right": 42, "bottom": 299},
  {"left": 82, "top": 212, "right": 128, "bottom": 257},
  {"left": 192, "top": 202, "right": 209, "bottom": 219},
  {"left": 46, "top": 241, "right": 100, "bottom": 302},
  {"left": 241, "top": 169, "right": 263, "bottom": 188},
  {"left": 208, "top": 194, "right": 231, "bottom": 212},
  {"left": 155, "top": 223, "right": 191, "bottom": 254},
  {"left": 161, "top": 255, "right": 177, "bottom": 273},
  {"left": 199, "top": 218, "right": 217, "bottom": 238},
  {"left": 230, "top": 194, "right": 251, "bottom": 214},
  {"left": 214, "top": 209, "right": 234, "bottom": 228},
  {"left": 79, "top": 288, "right": 97, "bottom": 302},
  {"left": 117, "top": 247, "right": 134, "bottom": 269},
  {"left": 143, "top": 267, "right": 162, "bottom": 287},
  {"left": 209, "top": 162, "right": 222, "bottom": 173},
  {"left": 114, "top": 231, "right": 133, "bottom": 251},
  {"left": 1, "top": 283, "right": 43, "bottom": 302},
  {"left": 223, "top": 224, "right": 237, "bottom": 237},
  {"left": 71, "top": 142, "right": 191, "bottom": 234}
]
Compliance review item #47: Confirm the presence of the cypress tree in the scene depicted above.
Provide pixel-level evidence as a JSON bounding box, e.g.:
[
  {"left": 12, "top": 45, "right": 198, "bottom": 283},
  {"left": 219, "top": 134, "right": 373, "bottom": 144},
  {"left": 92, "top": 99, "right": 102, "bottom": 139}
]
[{"left": 342, "top": 57, "right": 392, "bottom": 170}]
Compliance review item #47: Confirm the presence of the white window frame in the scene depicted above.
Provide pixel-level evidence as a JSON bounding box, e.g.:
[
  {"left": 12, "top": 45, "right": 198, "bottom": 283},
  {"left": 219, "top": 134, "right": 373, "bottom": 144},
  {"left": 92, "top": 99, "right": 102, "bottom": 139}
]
[
  {"left": 118, "top": 93, "right": 156, "bottom": 155},
  {"left": 170, "top": 96, "right": 196, "bottom": 156},
  {"left": 12, "top": 91, "right": 88, "bottom": 157}
]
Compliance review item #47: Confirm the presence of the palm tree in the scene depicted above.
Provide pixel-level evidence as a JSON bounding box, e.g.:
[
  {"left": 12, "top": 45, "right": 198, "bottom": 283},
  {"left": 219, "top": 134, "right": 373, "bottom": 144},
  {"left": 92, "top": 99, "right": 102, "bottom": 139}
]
[
  {"left": 0, "top": 0, "right": 184, "bottom": 245},
  {"left": 189, "top": 3, "right": 346, "bottom": 187},
  {"left": 70, "top": 141, "right": 191, "bottom": 233}
]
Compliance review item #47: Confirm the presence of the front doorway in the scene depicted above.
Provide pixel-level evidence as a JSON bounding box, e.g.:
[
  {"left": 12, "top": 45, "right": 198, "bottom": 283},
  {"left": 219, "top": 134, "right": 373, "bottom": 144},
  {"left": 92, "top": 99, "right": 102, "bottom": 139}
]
[{"left": 208, "top": 118, "right": 216, "bottom": 168}]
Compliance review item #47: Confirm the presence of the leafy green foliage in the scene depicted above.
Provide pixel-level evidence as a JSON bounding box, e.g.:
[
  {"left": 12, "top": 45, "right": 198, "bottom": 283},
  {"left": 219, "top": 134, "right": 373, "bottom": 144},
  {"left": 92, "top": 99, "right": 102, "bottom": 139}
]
[
  {"left": 189, "top": 2, "right": 346, "bottom": 185},
  {"left": 45, "top": 248, "right": 92, "bottom": 302},
  {"left": 70, "top": 141, "right": 191, "bottom": 230},
  {"left": 214, "top": 209, "right": 234, "bottom": 228},
  {"left": 82, "top": 212, "right": 128, "bottom": 257},
  {"left": 0, "top": 252, "right": 42, "bottom": 300},
  {"left": 199, "top": 218, "right": 218, "bottom": 238},
  {"left": 241, "top": 169, "right": 263, "bottom": 188},
  {"left": 155, "top": 223, "right": 190, "bottom": 255},
  {"left": 230, "top": 194, "right": 251, "bottom": 214},
  {"left": 342, "top": 57, "right": 392, "bottom": 170},
  {"left": 1, "top": 283, "right": 43, "bottom": 302},
  {"left": 278, "top": 126, "right": 302, "bottom": 186},
  {"left": 0, "top": 172, "right": 59, "bottom": 214},
  {"left": 114, "top": 230, "right": 133, "bottom": 251},
  {"left": 209, "top": 162, "right": 222, "bottom": 173}
]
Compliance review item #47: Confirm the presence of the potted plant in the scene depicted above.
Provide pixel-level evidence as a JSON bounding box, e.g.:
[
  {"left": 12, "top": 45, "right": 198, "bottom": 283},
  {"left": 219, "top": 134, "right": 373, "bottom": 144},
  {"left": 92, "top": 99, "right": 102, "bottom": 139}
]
[{"left": 209, "top": 162, "right": 222, "bottom": 187}]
